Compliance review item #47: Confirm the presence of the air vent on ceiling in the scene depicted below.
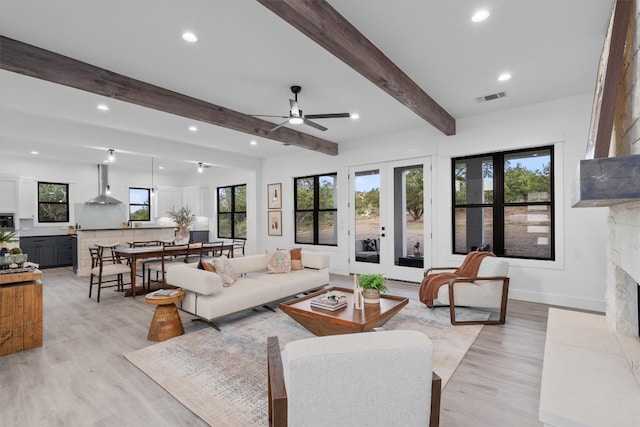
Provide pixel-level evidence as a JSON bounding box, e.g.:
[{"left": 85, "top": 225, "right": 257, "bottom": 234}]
[{"left": 476, "top": 91, "right": 507, "bottom": 103}]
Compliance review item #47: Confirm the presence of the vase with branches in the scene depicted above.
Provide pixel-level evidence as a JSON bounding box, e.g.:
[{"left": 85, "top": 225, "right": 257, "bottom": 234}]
[{"left": 167, "top": 205, "right": 195, "bottom": 244}]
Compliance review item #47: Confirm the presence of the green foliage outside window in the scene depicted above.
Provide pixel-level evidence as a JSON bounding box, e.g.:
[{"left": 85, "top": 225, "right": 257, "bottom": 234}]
[
  {"left": 295, "top": 173, "right": 337, "bottom": 246},
  {"left": 217, "top": 184, "right": 246, "bottom": 239},
  {"left": 38, "top": 182, "right": 69, "bottom": 223},
  {"left": 129, "top": 188, "right": 150, "bottom": 221}
]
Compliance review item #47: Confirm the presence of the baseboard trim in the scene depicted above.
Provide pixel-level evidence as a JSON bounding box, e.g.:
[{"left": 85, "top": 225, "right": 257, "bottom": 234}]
[{"left": 509, "top": 289, "right": 605, "bottom": 312}]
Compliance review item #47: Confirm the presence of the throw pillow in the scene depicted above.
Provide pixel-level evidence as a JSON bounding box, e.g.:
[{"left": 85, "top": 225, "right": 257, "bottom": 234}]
[
  {"left": 212, "top": 255, "right": 237, "bottom": 286},
  {"left": 290, "top": 247, "right": 302, "bottom": 271},
  {"left": 198, "top": 260, "right": 215, "bottom": 272},
  {"left": 363, "top": 238, "right": 377, "bottom": 252},
  {"left": 267, "top": 250, "right": 291, "bottom": 274}
]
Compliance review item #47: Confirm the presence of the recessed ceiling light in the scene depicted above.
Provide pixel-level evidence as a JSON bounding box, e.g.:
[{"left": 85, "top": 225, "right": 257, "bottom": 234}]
[
  {"left": 350, "top": 113, "right": 360, "bottom": 120},
  {"left": 158, "top": 166, "right": 164, "bottom": 170},
  {"left": 189, "top": 125, "right": 198, "bottom": 132},
  {"left": 471, "top": 10, "right": 490, "bottom": 23},
  {"left": 97, "top": 104, "right": 109, "bottom": 111},
  {"left": 498, "top": 73, "right": 512, "bottom": 82},
  {"left": 182, "top": 32, "right": 198, "bottom": 43},
  {"left": 30, "top": 151, "right": 39, "bottom": 155},
  {"left": 250, "top": 140, "right": 257, "bottom": 146}
]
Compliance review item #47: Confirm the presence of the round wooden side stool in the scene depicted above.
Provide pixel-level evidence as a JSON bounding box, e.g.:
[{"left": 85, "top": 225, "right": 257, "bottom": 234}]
[{"left": 144, "top": 289, "right": 185, "bottom": 341}]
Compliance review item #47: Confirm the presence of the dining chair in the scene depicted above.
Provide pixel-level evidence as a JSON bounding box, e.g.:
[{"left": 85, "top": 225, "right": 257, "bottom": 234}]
[
  {"left": 232, "top": 238, "right": 246, "bottom": 257},
  {"left": 146, "top": 243, "right": 192, "bottom": 288},
  {"left": 89, "top": 244, "right": 131, "bottom": 303},
  {"left": 200, "top": 241, "right": 225, "bottom": 260}
]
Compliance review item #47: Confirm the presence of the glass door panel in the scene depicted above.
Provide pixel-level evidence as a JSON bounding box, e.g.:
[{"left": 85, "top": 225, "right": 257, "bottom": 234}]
[
  {"left": 354, "top": 169, "right": 381, "bottom": 267},
  {"left": 350, "top": 157, "right": 431, "bottom": 282}
]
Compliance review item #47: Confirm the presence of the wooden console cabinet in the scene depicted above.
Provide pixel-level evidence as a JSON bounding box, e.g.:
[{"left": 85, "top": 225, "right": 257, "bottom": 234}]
[{"left": 0, "top": 270, "right": 43, "bottom": 356}]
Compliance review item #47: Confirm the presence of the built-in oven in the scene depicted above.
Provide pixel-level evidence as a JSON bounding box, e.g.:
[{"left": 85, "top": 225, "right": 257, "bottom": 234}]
[{"left": 0, "top": 214, "right": 15, "bottom": 230}]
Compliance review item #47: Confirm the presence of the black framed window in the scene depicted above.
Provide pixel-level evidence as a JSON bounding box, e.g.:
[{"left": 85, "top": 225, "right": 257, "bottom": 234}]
[
  {"left": 452, "top": 146, "right": 554, "bottom": 260},
  {"left": 294, "top": 173, "right": 338, "bottom": 246},
  {"left": 38, "top": 182, "right": 69, "bottom": 223},
  {"left": 129, "top": 187, "right": 151, "bottom": 221},
  {"left": 217, "top": 184, "right": 246, "bottom": 239}
]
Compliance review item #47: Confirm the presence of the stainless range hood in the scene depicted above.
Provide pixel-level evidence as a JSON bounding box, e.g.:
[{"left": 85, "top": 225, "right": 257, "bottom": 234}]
[{"left": 85, "top": 164, "right": 122, "bottom": 205}]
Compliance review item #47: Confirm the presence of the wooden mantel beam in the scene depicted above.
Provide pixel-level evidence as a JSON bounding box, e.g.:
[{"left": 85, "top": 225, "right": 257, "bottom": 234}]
[
  {"left": 0, "top": 36, "right": 339, "bottom": 156},
  {"left": 257, "top": 0, "right": 456, "bottom": 136}
]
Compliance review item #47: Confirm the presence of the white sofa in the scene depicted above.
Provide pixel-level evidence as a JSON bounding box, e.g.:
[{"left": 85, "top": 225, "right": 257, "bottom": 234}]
[{"left": 165, "top": 251, "right": 329, "bottom": 327}]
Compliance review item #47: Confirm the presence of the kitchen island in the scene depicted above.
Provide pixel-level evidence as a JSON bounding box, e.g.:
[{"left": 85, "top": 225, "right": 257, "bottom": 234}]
[
  {"left": 0, "top": 268, "right": 43, "bottom": 356},
  {"left": 75, "top": 227, "right": 177, "bottom": 276}
]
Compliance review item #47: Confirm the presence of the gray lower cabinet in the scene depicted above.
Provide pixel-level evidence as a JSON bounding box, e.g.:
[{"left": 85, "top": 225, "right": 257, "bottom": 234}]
[{"left": 20, "top": 235, "right": 73, "bottom": 268}]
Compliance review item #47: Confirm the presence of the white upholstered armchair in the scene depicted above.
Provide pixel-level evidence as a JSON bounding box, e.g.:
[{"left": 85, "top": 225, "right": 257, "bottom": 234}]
[{"left": 267, "top": 330, "right": 441, "bottom": 427}]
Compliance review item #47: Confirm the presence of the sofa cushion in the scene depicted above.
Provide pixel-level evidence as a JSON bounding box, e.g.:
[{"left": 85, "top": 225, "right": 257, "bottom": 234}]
[
  {"left": 290, "top": 247, "right": 302, "bottom": 271},
  {"left": 198, "top": 260, "right": 215, "bottom": 272},
  {"left": 301, "top": 251, "right": 330, "bottom": 270},
  {"left": 267, "top": 250, "right": 291, "bottom": 273},
  {"left": 213, "top": 255, "right": 237, "bottom": 286}
]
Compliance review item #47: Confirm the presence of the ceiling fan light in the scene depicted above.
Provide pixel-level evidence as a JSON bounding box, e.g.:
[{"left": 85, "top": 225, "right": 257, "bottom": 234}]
[{"left": 289, "top": 116, "right": 303, "bottom": 125}]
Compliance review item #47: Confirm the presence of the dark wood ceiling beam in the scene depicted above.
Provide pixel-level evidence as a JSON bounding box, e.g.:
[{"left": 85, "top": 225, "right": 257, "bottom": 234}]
[
  {"left": 257, "top": 0, "right": 456, "bottom": 136},
  {"left": 0, "top": 36, "right": 338, "bottom": 155}
]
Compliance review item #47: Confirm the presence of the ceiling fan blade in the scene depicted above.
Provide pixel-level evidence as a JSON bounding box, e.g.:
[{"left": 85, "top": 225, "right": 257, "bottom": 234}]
[
  {"left": 289, "top": 99, "right": 301, "bottom": 117},
  {"left": 269, "top": 119, "right": 289, "bottom": 132},
  {"left": 303, "top": 118, "right": 328, "bottom": 132},
  {"left": 251, "top": 114, "right": 289, "bottom": 118},
  {"left": 304, "top": 113, "right": 351, "bottom": 119}
]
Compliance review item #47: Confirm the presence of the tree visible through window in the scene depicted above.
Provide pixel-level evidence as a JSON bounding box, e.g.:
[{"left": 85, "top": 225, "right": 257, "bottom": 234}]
[
  {"left": 129, "top": 188, "right": 150, "bottom": 221},
  {"left": 452, "top": 146, "right": 554, "bottom": 260},
  {"left": 38, "top": 182, "right": 69, "bottom": 223},
  {"left": 217, "top": 184, "right": 246, "bottom": 239},
  {"left": 295, "top": 173, "right": 337, "bottom": 246}
]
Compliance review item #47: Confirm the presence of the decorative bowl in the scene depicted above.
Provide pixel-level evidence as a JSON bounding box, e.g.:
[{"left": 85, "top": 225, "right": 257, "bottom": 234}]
[{"left": 10, "top": 253, "right": 28, "bottom": 267}]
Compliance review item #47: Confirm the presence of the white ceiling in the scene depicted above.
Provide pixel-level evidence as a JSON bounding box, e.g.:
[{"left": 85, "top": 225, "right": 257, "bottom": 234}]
[{"left": 0, "top": 0, "right": 614, "bottom": 173}]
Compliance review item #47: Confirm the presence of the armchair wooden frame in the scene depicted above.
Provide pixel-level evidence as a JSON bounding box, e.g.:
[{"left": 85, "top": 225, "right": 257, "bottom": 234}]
[
  {"left": 448, "top": 275, "right": 510, "bottom": 326},
  {"left": 267, "top": 336, "right": 442, "bottom": 427}
]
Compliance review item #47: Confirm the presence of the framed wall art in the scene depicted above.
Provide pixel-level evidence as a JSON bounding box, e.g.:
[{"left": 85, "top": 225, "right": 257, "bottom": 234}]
[
  {"left": 267, "top": 183, "right": 282, "bottom": 209},
  {"left": 268, "top": 210, "right": 282, "bottom": 236}
]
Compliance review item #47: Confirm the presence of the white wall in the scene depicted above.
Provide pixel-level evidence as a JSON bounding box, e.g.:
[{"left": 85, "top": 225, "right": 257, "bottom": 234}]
[{"left": 261, "top": 93, "right": 609, "bottom": 311}]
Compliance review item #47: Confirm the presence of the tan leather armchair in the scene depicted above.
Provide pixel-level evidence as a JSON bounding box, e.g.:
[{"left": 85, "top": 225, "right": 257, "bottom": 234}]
[{"left": 422, "top": 254, "right": 510, "bottom": 325}]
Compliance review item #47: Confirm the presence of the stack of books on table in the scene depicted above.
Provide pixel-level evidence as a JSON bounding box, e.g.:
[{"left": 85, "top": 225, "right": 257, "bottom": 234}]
[
  {"left": 153, "top": 288, "right": 181, "bottom": 297},
  {"left": 310, "top": 295, "right": 347, "bottom": 311}
]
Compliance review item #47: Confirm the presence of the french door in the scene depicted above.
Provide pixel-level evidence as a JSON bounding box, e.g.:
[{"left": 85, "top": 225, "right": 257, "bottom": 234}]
[{"left": 349, "top": 157, "right": 431, "bottom": 282}]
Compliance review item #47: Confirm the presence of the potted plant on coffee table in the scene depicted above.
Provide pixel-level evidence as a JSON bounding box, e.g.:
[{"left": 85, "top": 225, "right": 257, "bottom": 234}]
[{"left": 358, "top": 273, "right": 388, "bottom": 304}]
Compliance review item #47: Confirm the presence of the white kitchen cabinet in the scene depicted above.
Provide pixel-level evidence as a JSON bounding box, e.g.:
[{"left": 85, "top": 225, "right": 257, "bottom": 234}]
[
  {"left": 182, "top": 186, "right": 211, "bottom": 217},
  {"left": 0, "top": 177, "right": 17, "bottom": 213},
  {"left": 18, "top": 177, "right": 36, "bottom": 219},
  {"left": 155, "top": 186, "right": 182, "bottom": 218}
]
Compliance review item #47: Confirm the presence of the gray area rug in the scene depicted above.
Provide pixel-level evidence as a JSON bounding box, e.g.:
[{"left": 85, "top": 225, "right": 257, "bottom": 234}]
[{"left": 124, "top": 301, "right": 485, "bottom": 426}]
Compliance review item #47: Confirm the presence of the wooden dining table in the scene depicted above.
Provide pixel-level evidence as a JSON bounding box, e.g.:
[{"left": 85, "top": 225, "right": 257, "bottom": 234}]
[{"left": 115, "top": 242, "right": 233, "bottom": 297}]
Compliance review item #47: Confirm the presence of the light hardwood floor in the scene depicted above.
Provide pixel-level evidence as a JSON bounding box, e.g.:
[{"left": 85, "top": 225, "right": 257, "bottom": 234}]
[{"left": 0, "top": 267, "right": 552, "bottom": 426}]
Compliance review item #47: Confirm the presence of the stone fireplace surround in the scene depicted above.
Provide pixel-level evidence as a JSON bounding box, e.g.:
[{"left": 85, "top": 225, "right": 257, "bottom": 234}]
[
  {"left": 540, "top": 192, "right": 640, "bottom": 426},
  {"left": 607, "top": 200, "right": 640, "bottom": 336}
]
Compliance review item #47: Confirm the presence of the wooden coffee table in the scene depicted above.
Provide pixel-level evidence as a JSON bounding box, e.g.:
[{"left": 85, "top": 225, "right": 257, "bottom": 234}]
[
  {"left": 279, "top": 286, "right": 409, "bottom": 336},
  {"left": 144, "top": 289, "right": 185, "bottom": 341}
]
